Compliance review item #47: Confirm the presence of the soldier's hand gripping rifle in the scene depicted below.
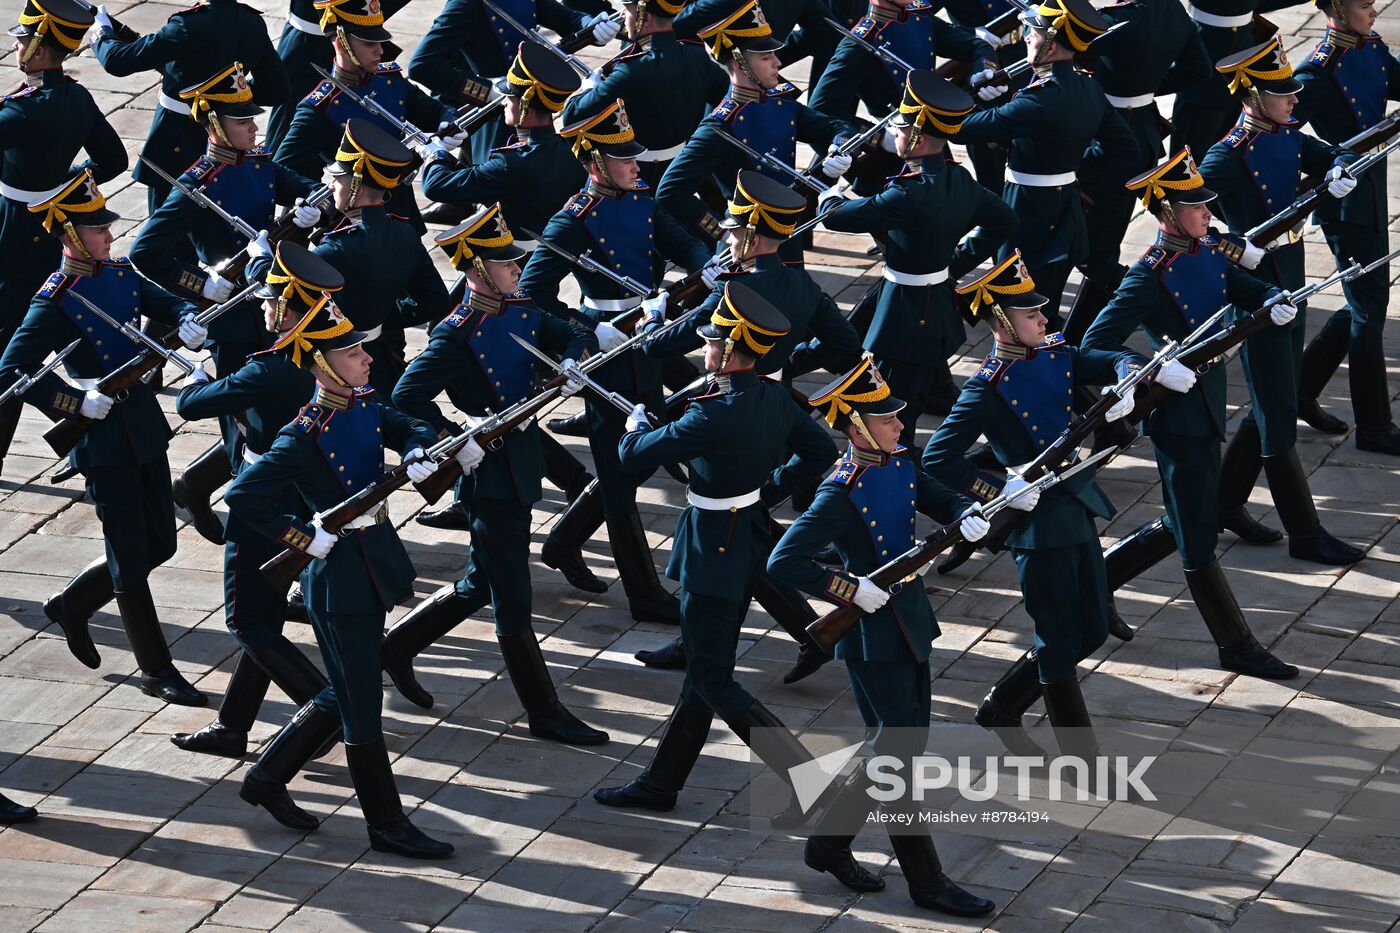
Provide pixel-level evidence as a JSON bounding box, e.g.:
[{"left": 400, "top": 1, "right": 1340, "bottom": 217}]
[
  {"left": 510, "top": 332, "right": 656, "bottom": 425},
  {"left": 73, "top": 0, "right": 139, "bottom": 42},
  {"left": 806, "top": 444, "right": 1118, "bottom": 650},
  {"left": 43, "top": 284, "right": 261, "bottom": 456},
  {"left": 1245, "top": 136, "right": 1400, "bottom": 248},
  {"left": 482, "top": 0, "right": 594, "bottom": 78},
  {"left": 310, "top": 65, "right": 459, "bottom": 171},
  {"left": 0, "top": 339, "right": 82, "bottom": 406},
  {"left": 712, "top": 128, "right": 833, "bottom": 195}
]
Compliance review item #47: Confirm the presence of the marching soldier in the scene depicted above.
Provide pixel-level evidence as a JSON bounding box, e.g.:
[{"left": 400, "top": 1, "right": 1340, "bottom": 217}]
[
  {"left": 382, "top": 205, "right": 608, "bottom": 747},
  {"left": 1200, "top": 38, "right": 1365, "bottom": 564},
  {"left": 1082, "top": 148, "right": 1300, "bottom": 680},
  {"left": 675, "top": 0, "right": 843, "bottom": 86},
  {"left": 1, "top": 172, "right": 209, "bottom": 705},
  {"left": 129, "top": 63, "right": 321, "bottom": 545},
  {"left": 1169, "top": 0, "right": 1267, "bottom": 162},
  {"left": 593, "top": 283, "right": 840, "bottom": 822},
  {"left": 953, "top": 0, "right": 1144, "bottom": 326},
  {"left": 170, "top": 243, "right": 336, "bottom": 759},
  {"left": 276, "top": 0, "right": 460, "bottom": 234},
  {"left": 1293, "top": 0, "right": 1400, "bottom": 455},
  {"left": 518, "top": 97, "right": 713, "bottom": 622},
  {"left": 408, "top": 0, "right": 618, "bottom": 165},
  {"left": 655, "top": 0, "right": 858, "bottom": 253},
  {"left": 561, "top": 0, "right": 731, "bottom": 188},
  {"left": 90, "top": 0, "right": 287, "bottom": 214},
  {"left": 944, "top": 0, "right": 1023, "bottom": 194},
  {"left": 768, "top": 358, "right": 995, "bottom": 919},
  {"left": 223, "top": 293, "right": 468, "bottom": 858},
  {"left": 819, "top": 71, "right": 1018, "bottom": 446},
  {"left": 0, "top": 0, "right": 126, "bottom": 476}
]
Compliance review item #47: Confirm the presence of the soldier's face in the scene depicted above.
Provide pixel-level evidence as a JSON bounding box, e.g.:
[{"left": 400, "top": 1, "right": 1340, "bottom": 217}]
[
  {"left": 1340, "top": 0, "right": 1377, "bottom": 33},
  {"left": 487, "top": 259, "right": 521, "bottom": 294},
  {"left": 1259, "top": 92, "right": 1297, "bottom": 124},
  {"left": 604, "top": 156, "right": 641, "bottom": 189},
  {"left": 741, "top": 50, "right": 783, "bottom": 89},
  {"left": 323, "top": 343, "right": 372, "bottom": 388},
  {"left": 218, "top": 117, "right": 258, "bottom": 151},
  {"left": 336, "top": 35, "right": 383, "bottom": 71},
  {"left": 1006, "top": 306, "right": 1047, "bottom": 345},
  {"left": 857, "top": 413, "right": 903, "bottom": 453},
  {"left": 73, "top": 224, "right": 113, "bottom": 261},
  {"left": 1172, "top": 202, "right": 1212, "bottom": 239}
]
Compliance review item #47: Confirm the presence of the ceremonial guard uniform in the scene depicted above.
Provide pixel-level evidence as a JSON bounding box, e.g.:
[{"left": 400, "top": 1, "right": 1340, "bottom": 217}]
[
  {"left": 655, "top": 1, "right": 857, "bottom": 253},
  {"left": 276, "top": 0, "right": 456, "bottom": 234},
  {"left": 519, "top": 98, "right": 711, "bottom": 623},
  {"left": 1083, "top": 148, "right": 1299, "bottom": 679},
  {"left": 675, "top": 0, "right": 842, "bottom": 86},
  {"left": 562, "top": 0, "right": 731, "bottom": 187},
  {"left": 1200, "top": 38, "right": 1365, "bottom": 565},
  {"left": 1169, "top": 0, "right": 1266, "bottom": 161},
  {"left": 954, "top": 0, "right": 1143, "bottom": 325},
  {"left": 0, "top": 0, "right": 126, "bottom": 472},
  {"left": 1294, "top": 0, "right": 1400, "bottom": 455},
  {"left": 0, "top": 173, "right": 208, "bottom": 705},
  {"left": 224, "top": 294, "right": 459, "bottom": 859},
  {"left": 130, "top": 64, "right": 319, "bottom": 543},
  {"left": 90, "top": 0, "right": 287, "bottom": 213},
  {"left": 820, "top": 71, "right": 1017, "bottom": 444},
  {"left": 769, "top": 358, "right": 995, "bottom": 919},
  {"left": 383, "top": 205, "right": 609, "bottom": 748},
  {"left": 944, "top": 0, "right": 1022, "bottom": 194},
  {"left": 593, "top": 283, "right": 840, "bottom": 823},
  {"left": 169, "top": 243, "right": 335, "bottom": 759}
]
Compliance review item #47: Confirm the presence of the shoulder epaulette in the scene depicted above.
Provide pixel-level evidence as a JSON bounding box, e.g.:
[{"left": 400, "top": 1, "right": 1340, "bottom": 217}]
[
  {"left": 973, "top": 355, "right": 1004, "bottom": 382},
  {"left": 375, "top": 62, "right": 403, "bottom": 75},
  {"left": 187, "top": 156, "right": 219, "bottom": 182},
  {"left": 442, "top": 303, "right": 476, "bottom": 328},
  {"left": 36, "top": 272, "right": 69, "bottom": 299},
  {"left": 171, "top": 0, "right": 207, "bottom": 17},
  {"left": 1139, "top": 245, "right": 1166, "bottom": 269},
  {"left": 292, "top": 403, "right": 326, "bottom": 433},
  {"left": 852, "top": 15, "right": 880, "bottom": 39},
  {"left": 305, "top": 80, "right": 339, "bottom": 107},
  {"left": 1222, "top": 125, "right": 1251, "bottom": 149},
  {"left": 102, "top": 257, "right": 133, "bottom": 268},
  {"left": 1310, "top": 40, "right": 1337, "bottom": 66},
  {"left": 243, "top": 145, "right": 272, "bottom": 158},
  {"left": 353, "top": 385, "right": 376, "bottom": 399},
  {"left": 828, "top": 459, "right": 860, "bottom": 486},
  {"left": 711, "top": 97, "right": 741, "bottom": 121},
  {"left": 2, "top": 83, "right": 38, "bottom": 103},
  {"left": 563, "top": 192, "right": 594, "bottom": 217},
  {"left": 1041, "top": 332, "right": 1066, "bottom": 349},
  {"left": 768, "top": 82, "right": 800, "bottom": 98},
  {"left": 491, "top": 138, "right": 529, "bottom": 154}
]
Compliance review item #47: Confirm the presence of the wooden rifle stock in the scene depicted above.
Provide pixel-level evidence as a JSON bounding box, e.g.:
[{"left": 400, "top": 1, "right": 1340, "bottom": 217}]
[
  {"left": 412, "top": 386, "right": 565, "bottom": 503},
  {"left": 42, "top": 335, "right": 179, "bottom": 456}
]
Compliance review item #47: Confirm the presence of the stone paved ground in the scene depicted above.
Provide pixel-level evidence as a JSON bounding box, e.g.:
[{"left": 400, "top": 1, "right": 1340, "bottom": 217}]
[{"left": 2, "top": 1, "right": 1400, "bottom": 930}]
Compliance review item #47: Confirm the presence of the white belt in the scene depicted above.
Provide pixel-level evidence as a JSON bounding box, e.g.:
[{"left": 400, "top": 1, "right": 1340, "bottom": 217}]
[
  {"left": 635, "top": 142, "right": 686, "bottom": 162},
  {"left": 339, "top": 504, "right": 389, "bottom": 530},
  {"left": 883, "top": 267, "right": 948, "bottom": 286},
  {"left": 1005, "top": 168, "right": 1076, "bottom": 187},
  {"left": 686, "top": 488, "right": 761, "bottom": 511},
  {"left": 70, "top": 376, "right": 102, "bottom": 390},
  {"left": 286, "top": 10, "right": 325, "bottom": 35},
  {"left": 1188, "top": 7, "right": 1253, "bottom": 27},
  {"left": 1, "top": 178, "right": 69, "bottom": 204},
  {"left": 514, "top": 239, "right": 538, "bottom": 253},
  {"left": 583, "top": 296, "right": 642, "bottom": 313},
  {"left": 159, "top": 92, "right": 192, "bottom": 115},
  {"left": 1105, "top": 92, "right": 1154, "bottom": 110},
  {"left": 243, "top": 449, "right": 262, "bottom": 465},
  {"left": 360, "top": 324, "right": 384, "bottom": 342}
]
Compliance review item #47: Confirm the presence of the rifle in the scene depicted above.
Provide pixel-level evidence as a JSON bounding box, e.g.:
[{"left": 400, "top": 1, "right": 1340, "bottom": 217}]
[
  {"left": 482, "top": 0, "right": 593, "bottom": 78},
  {"left": 73, "top": 0, "right": 140, "bottom": 43},
  {"left": 806, "top": 444, "right": 1118, "bottom": 650},
  {"left": 826, "top": 17, "right": 916, "bottom": 74},
  {"left": 213, "top": 187, "right": 335, "bottom": 297},
  {"left": 712, "top": 128, "right": 831, "bottom": 195},
  {"left": 510, "top": 332, "right": 654, "bottom": 424},
  {"left": 311, "top": 64, "right": 451, "bottom": 166},
  {"left": 1244, "top": 137, "right": 1400, "bottom": 247},
  {"left": 0, "top": 340, "right": 82, "bottom": 406},
  {"left": 452, "top": 97, "right": 507, "bottom": 137},
  {"left": 43, "top": 283, "right": 260, "bottom": 456},
  {"left": 139, "top": 157, "right": 262, "bottom": 243}
]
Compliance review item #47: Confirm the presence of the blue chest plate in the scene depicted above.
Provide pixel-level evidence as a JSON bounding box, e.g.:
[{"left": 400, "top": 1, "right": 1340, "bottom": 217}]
[
  {"left": 451, "top": 298, "right": 544, "bottom": 407},
  {"left": 578, "top": 191, "right": 657, "bottom": 288},
  {"left": 1333, "top": 40, "right": 1390, "bottom": 130},
  {"left": 844, "top": 455, "right": 919, "bottom": 560},
  {"left": 324, "top": 69, "right": 407, "bottom": 136},
  {"left": 315, "top": 393, "right": 385, "bottom": 495},
  {"left": 484, "top": 0, "right": 535, "bottom": 61},
  {"left": 193, "top": 155, "right": 278, "bottom": 230},
  {"left": 725, "top": 97, "right": 798, "bottom": 185},
  {"left": 853, "top": 14, "right": 935, "bottom": 86},
  {"left": 1240, "top": 124, "right": 1303, "bottom": 214},
  {"left": 47, "top": 262, "right": 144, "bottom": 376},
  {"left": 991, "top": 343, "right": 1076, "bottom": 452},
  {"left": 1155, "top": 240, "right": 1230, "bottom": 336}
]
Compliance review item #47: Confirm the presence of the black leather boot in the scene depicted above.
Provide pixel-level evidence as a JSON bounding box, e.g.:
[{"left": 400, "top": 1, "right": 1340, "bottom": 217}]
[
  {"left": 1262, "top": 450, "right": 1366, "bottom": 565},
  {"left": 934, "top": 539, "right": 978, "bottom": 575},
  {"left": 240, "top": 702, "right": 340, "bottom": 831},
  {"left": 890, "top": 834, "right": 995, "bottom": 917},
  {"left": 381, "top": 585, "right": 474, "bottom": 709},
  {"left": 545, "top": 410, "right": 589, "bottom": 437},
  {"left": 1297, "top": 313, "right": 1350, "bottom": 434},
  {"left": 974, "top": 651, "right": 1049, "bottom": 759},
  {"left": 1040, "top": 678, "right": 1139, "bottom": 801},
  {"left": 172, "top": 441, "right": 232, "bottom": 545},
  {"left": 346, "top": 738, "right": 454, "bottom": 859},
  {"left": 1106, "top": 597, "right": 1135, "bottom": 642},
  {"left": 594, "top": 703, "right": 713, "bottom": 811},
  {"left": 1104, "top": 517, "right": 1177, "bottom": 591},
  {"left": 782, "top": 641, "right": 831, "bottom": 685},
  {"left": 1351, "top": 340, "right": 1400, "bottom": 454},
  {"left": 116, "top": 585, "right": 207, "bottom": 707},
  {"left": 540, "top": 479, "right": 607, "bottom": 593},
  {"left": 414, "top": 500, "right": 473, "bottom": 530},
  {"left": 609, "top": 510, "right": 681, "bottom": 625},
  {"left": 1062, "top": 275, "right": 1118, "bottom": 346},
  {"left": 43, "top": 557, "right": 112, "bottom": 669},
  {"left": 726, "top": 700, "right": 820, "bottom": 829},
  {"left": 1217, "top": 422, "right": 1282, "bottom": 545},
  {"left": 752, "top": 572, "right": 830, "bottom": 684},
  {"left": 498, "top": 630, "right": 609, "bottom": 745},
  {"left": 1357, "top": 422, "right": 1400, "bottom": 455},
  {"left": 1297, "top": 398, "right": 1348, "bottom": 435},
  {"left": 541, "top": 433, "right": 593, "bottom": 503},
  {"left": 171, "top": 653, "right": 266, "bottom": 757},
  {"left": 1184, "top": 562, "right": 1298, "bottom": 679},
  {"left": 635, "top": 636, "right": 686, "bottom": 670},
  {"left": 803, "top": 769, "right": 884, "bottom": 892},
  {"left": 419, "top": 199, "right": 471, "bottom": 226},
  {"left": 284, "top": 587, "right": 309, "bottom": 624},
  {"left": 0, "top": 791, "right": 37, "bottom": 825}
]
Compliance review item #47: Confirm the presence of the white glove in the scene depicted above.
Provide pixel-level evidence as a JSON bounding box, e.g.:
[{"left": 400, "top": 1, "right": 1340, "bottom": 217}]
[
  {"left": 292, "top": 200, "right": 322, "bottom": 229},
  {"left": 454, "top": 437, "right": 486, "bottom": 474},
  {"left": 1103, "top": 388, "right": 1135, "bottom": 422},
  {"left": 973, "top": 70, "right": 1009, "bottom": 102},
  {"left": 404, "top": 447, "right": 438, "bottom": 484},
  {"left": 594, "top": 320, "right": 626, "bottom": 352},
  {"left": 1326, "top": 165, "right": 1357, "bottom": 198},
  {"left": 435, "top": 122, "right": 468, "bottom": 150},
  {"left": 244, "top": 230, "right": 273, "bottom": 260},
  {"left": 178, "top": 315, "right": 208, "bottom": 350},
  {"left": 79, "top": 389, "right": 114, "bottom": 420},
  {"left": 820, "top": 145, "right": 853, "bottom": 179},
  {"left": 306, "top": 521, "right": 336, "bottom": 559},
  {"left": 415, "top": 137, "right": 452, "bottom": 163},
  {"left": 93, "top": 4, "right": 114, "bottom": 32},
  {"left": 700, "top": 257, "right": 725, "bottom": 289},
  {"left": 975, "top": 26, "right": 1006, "bottom": 49},
  {"left": 560, "top": 358, "right": 586, "bottom": 398},
  {"left": 880, "top": 126, "right": 899, "bottom": 154},
  {"left": 625, "top": 402, "right": 651, "bottom": 433},
  {"left": 852, "top": 576, "right": 890, "bottom": 613},
  {"left": 1270, "top": 300, "right": 1298, "bottom": 326},
  {"left": 1003, "top": 475, "right": 1041, "bottom": 512},
  {"left": 588, "top": 12, "right": 621, "bottom": 44},
  {"left": 960, "top": 510, "right": 990, "bottom": 542},
  {"left": 184, "top": 364, "right": 212, "bottom": 386},
  {"left": 1156, "top": 358, "right": 1197, "bottom": 394},
  {"left": 1239, "top": 238, "right": 1265, "bottom": 270},
  {"left": 201, "top": 271, "right": 235, "bottom": 303},
  {"left": 641, "top": 290, "right": 668, "bottom": 326}
]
